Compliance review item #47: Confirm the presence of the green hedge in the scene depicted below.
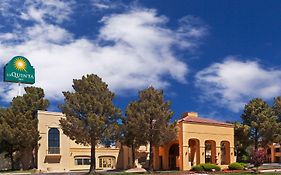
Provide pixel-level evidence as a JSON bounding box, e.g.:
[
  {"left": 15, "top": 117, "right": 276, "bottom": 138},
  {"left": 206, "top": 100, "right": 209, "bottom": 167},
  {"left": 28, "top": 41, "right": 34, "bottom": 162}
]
[
  {"left": 228, "top": 162, "right": 244, "bottom": 170},
  {"left": 228, "top": 162, "right": 248, "bottom": 170},
  {"left": 239, "top": 162, "right": 247, "bottom": 168},
  {"left": 202, "top": 163, "right": 221, "bottom": 171},
  {"left": 191, "top": 163, "right": 221, "bottom": 172},
  {"left": 191, "top": 165, "right": 204, "bottom": 171}
]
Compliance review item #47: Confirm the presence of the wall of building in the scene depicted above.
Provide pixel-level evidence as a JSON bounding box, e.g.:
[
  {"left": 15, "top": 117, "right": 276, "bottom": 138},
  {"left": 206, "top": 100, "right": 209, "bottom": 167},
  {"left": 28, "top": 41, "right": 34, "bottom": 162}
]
[
  {"left": 37, "top": 111, "right": 120, "bottom": 172},
  {"left": 179, "top": 122, "right": 234, "bottom": 170},
  {"left": 37, "top": 111, "right": 234, "bottom": 172}
]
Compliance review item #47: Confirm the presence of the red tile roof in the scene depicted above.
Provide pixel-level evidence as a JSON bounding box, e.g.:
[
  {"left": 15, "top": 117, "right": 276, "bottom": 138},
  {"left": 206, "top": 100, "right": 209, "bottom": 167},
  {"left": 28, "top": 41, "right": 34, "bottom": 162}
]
[{"left": 178, "top": 115, "right": 234, "bottom": 127}]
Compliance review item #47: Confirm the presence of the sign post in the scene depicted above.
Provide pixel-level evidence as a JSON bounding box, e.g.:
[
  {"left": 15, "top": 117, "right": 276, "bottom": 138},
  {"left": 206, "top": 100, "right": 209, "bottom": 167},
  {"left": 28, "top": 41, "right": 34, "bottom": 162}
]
[{"left": 4, "top": 56, "right": 35, "bottom": 95}]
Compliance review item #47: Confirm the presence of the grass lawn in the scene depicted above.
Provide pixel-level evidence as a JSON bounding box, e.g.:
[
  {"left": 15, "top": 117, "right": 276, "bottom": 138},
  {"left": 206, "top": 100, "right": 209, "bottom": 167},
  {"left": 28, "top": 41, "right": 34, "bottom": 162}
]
[
  {"left": 215, "top": 173, "right": 281, "bottom": 175},
  {"left": 0, "top": 169, "right": 37, "bottom": 174},
  {"left": 105, "top": 172, "right": 281, "bottom": 175}
]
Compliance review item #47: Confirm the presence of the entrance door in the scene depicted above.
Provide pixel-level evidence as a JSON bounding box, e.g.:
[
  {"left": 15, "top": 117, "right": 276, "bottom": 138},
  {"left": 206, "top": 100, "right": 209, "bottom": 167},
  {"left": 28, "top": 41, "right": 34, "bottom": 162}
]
[{"left": 169, "top": 144, "right": 179, "bottom": 170}]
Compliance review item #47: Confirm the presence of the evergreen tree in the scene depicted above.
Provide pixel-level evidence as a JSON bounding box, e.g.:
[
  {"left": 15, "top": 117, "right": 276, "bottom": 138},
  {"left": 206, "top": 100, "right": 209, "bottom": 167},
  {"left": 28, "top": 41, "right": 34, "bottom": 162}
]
[
  {"left": 122, "top": 101, "right": 147, "bottom": 168},
  {"left": 59, "top": 74, "right": 121, "bottom": 173},
  {"left": 241, "top": 98, "right": 277, "bottom": 149},
  {"left": 273, "top": 96, "right": 281, "bottom": 122},
  {"left": 2, "top": 87, "right": 49, "bottom": 169},
  {"left": 272, "top": 97, "right": 281, "bottom": 143},
  {"left": 128, "top": 87, "right": 176, "bottom": 171},
  {"left": 0, "top": 108, "right": 19, "bottom": 170},
  {"left": 234, "top": 122, "right": 251, "bottom": 162}
]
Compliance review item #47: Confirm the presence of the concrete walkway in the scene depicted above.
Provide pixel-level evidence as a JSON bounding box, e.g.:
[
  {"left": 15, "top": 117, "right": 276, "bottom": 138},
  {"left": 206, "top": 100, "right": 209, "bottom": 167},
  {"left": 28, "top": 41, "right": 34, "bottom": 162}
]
[{"left": 125, "top": 168, "right": 147, "bottom": 173}]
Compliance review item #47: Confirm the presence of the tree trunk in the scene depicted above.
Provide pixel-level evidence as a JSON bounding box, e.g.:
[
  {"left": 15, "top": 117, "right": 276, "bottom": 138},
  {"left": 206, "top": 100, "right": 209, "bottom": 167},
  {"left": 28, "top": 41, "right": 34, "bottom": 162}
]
[
  {"left": 20, "top": 147, "right": 33, "bottom": 170},
  {"left": 148, "top": 140, "right": 153, "bottom": 172},
  {"left": 89, "top": 139, "right": 96, "bottom": 174},
  {"left": 31, "top": 147, "right": 36, "bottom": 169},
  {"left": 254, "top": 129, "right": 258, "bottom": 149},
  {"left": 9, "top": 149, "right": 14, "bottom": 170},
  {"left": 132, "top": 144, "right": 135, "bottom": 168}
]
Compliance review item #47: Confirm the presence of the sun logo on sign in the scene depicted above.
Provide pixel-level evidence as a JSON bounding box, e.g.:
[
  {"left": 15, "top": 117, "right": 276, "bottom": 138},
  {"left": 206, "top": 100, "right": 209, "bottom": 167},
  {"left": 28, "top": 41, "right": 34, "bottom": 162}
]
[{"left": 14, "top": 58, "right": 27, "bottom": 72}]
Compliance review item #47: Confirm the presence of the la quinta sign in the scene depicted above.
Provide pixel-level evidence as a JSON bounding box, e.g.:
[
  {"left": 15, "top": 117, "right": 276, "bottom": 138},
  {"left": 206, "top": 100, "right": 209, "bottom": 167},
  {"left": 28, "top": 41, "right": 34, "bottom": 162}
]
[{"left": 4, "top": 56, "right": 35, "bottom": 84}]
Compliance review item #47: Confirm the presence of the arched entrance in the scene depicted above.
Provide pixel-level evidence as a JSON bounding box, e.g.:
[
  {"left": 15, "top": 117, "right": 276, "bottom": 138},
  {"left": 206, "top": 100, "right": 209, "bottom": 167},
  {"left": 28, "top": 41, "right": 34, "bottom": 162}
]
[
  {"left": 205, "top": 140, "right": 216, "bottom": 164},
  {"left": 169, "top": 144, "right": 179, "bottom": 170},
  {"left": 188, "top": 139, "right": 200, "bottom": 166},
  {"left": 221, "top": 141, "right": 230, "bottom": 165}
]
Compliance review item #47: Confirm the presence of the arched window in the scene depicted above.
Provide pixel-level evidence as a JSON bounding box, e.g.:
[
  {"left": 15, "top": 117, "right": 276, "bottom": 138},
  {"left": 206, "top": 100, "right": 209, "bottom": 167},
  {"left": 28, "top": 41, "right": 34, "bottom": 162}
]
[{"left": 48, "top": 128, "right": 60, "bottom": 154}]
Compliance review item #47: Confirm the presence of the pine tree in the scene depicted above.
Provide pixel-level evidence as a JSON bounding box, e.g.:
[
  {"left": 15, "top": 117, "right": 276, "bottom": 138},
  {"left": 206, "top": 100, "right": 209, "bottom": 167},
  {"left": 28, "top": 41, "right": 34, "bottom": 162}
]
[
  {"left": 234, "top": 122, "right": 251, "bottom": 162},
  {"left": 127, "top": 87, "right": 176, "bottom": 171},
  {"left": 122, "top": 101, "right": 147, "bottom": 168},
  {"left": 0, "top": 108, "right": 19, "bottom": 170},
  {"left": 273, "top": 96, "right": 281, "bottom": 122},
  {"left": 272, "top": 97, "right": 281, "bottom": 144},
  {"left": 241, "top": 98, "right": 277, "bottom": 149},
  {"left": 0, "top": 87, "right": 48, "bottom": 169},
  {"left": 59, "top": 74, "right": 121, "bottom": 173}
]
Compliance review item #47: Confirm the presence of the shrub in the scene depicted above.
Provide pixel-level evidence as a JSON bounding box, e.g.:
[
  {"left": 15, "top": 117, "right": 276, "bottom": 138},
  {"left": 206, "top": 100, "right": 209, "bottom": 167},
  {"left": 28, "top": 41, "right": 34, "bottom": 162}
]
[
  {"left": 228, "top": 162, "right": 244, "bottom": 170},
  {"left": 191, "top": 163, "right": 221, "bottom": 172},
  {"left": 250, "top": 149, "right": 267, "bottom": 168},
  {"left": 239, "top": 162, "right": 248, "bottom": 168},
  {"left": 201, "top": 163, "right": 221, "bottom": 171},
  {"left": 191, "top": 165, "right": 204, "bottom": 172}
]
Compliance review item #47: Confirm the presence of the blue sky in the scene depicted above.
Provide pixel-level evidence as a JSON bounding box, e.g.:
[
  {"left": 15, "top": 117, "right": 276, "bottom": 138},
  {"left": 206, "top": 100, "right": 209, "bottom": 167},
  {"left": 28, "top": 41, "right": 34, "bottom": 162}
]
[{"left": 0, "top": 0, "right": 281, "bottom": 122}]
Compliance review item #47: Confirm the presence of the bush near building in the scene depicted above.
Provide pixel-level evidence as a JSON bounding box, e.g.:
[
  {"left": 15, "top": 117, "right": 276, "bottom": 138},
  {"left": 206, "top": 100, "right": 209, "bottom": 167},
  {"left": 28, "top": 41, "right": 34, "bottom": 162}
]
[
  {"left": 191, "top": 163, "right": 221, "bottom": 172},
  {"left": 228, "top": 162, "right": 245, "bottom": 170},
  {"left": 191, "top": 165, "right": 204, "bottom": 171}
]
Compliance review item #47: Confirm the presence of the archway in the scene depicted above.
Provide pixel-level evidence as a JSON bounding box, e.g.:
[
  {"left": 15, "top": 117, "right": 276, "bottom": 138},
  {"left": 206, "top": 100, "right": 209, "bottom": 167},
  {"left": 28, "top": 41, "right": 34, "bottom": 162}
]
[
  {"left": 169, "top": 144, "right": 179, "bottom": 170},
  {"left": 221, "top": 141, "right": 230, "bottom": 165},
  {"left": 205, "top": 140, "right": 216, "bottom": 164},
  {"left": 188, "top": 139, "right": 200, "bottom": 166}
]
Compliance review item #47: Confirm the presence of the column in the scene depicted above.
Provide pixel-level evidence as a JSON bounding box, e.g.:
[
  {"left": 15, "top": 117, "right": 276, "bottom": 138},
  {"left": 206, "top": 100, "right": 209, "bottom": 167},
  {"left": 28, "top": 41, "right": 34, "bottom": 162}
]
[
  {"left": 200, "top": 145, "right": 205, "bottom": 164},
  {"left": 216, "top": 144, "right": 221, "bottom": 165},
  {"left": 182, "top": 145, "right": 189, "bottom": 170}
]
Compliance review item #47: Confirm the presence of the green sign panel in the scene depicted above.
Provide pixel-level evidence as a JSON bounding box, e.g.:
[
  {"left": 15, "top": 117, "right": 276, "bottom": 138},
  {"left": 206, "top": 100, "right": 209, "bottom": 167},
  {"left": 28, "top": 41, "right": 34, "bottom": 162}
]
[{"left": 4, "top": 56, "right": 35, "bottom": 84}]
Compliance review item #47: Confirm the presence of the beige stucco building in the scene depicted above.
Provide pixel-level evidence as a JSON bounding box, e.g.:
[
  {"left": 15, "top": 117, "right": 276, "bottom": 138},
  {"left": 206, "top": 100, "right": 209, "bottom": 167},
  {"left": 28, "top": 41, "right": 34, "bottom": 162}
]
[
  {"left": 37, "top": 111, "right": 120, "bottom": 172},
  {"left": 37, "top": 111, "right": 234, "bottom": 172},
  {"left": 157, "top": 112, "right": 235, "bottom": 170},
  {"left": 267, "top": 143, "right": 281, "bottom": 163}
]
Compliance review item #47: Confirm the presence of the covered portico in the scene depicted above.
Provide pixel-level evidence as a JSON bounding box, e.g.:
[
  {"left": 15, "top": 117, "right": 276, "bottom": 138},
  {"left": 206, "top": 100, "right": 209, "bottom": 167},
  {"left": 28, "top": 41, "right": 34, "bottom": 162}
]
[{"left": 157, "top": 112, "right": 234, "bottom": 171}]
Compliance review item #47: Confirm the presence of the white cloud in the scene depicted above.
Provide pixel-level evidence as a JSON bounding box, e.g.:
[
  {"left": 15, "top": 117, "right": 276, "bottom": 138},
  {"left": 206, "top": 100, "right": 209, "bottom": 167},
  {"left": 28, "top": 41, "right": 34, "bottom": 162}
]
[
  {"left": 195, "top": 57, "right": 281, "bottom": 112},
  {"left": 23, "top": 0, "right": 73, "bottom": 23},
  {"left": 0, "top": 3, "right": 206, "bottom": 103},
  {"left": 0, "top": 0, "right": 73, "bottom": 24},
  {"left": 91, "top": 0, "right": 124, "bottom": 10}
]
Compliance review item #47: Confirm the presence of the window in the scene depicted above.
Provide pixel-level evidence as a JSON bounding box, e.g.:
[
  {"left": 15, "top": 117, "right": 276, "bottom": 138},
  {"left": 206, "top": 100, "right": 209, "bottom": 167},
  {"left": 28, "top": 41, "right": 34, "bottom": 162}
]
[
  {"left": 48, "top": 128, "right": 60, "bottom": 154},
  {"left": 75, "top": 157, "right": 91, "bottom": 165},
  {"left": 275, "top": 148, "right": 280, "bottom": 152},
  {"left": 98, "top": 156, "right": 116, "bottom": 169}
]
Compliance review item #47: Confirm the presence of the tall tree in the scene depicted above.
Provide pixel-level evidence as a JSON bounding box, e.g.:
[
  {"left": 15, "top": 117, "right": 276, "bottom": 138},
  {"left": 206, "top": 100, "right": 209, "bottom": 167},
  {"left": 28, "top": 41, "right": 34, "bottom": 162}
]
[
  {"left": 0, "top": 87, "right": 49, "bottom": 169},
  {"left": 272, "top": 97, "right": 281, "bottom": 143},
  {"left": 234, "top": 122, "right": 251, "bottom": 162},
  {"left": 241, "top": 98, "right": 277, "bottom": 149},
  {"left": 0, "top": 108, "right": 18, "bottom": 170},
  {"left": 128, "top": 87, "right": 176, "bottom": 171},
  {"left": 273, "top": 96, "right": 281, "bottom": 122},
  {"left": 60, "top": 74, "right": 121, "bottom": 173},
  {"left": 122, "top": 102, "right": 147, "bottom": 168}
]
